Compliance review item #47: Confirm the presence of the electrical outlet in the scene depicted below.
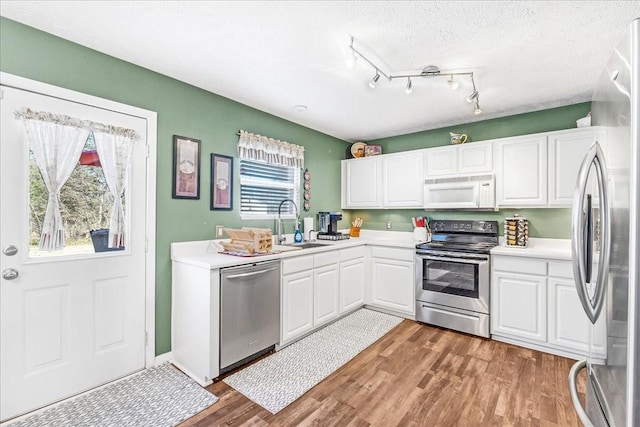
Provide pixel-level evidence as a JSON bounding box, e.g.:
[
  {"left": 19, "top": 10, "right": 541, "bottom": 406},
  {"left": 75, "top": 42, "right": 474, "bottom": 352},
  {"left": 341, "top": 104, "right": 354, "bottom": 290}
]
[
  {"left": 216, "top": 225, "right": 225, "bottom": 237},
  {"left": 386, "top": 221, "right": 392, "bottom": 229}
]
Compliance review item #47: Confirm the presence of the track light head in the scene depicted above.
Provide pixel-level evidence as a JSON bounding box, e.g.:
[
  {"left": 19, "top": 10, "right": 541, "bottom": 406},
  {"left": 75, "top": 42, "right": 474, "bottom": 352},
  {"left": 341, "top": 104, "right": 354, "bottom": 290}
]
[
  {"left": 474, "top": 101, "right": 482, "bottom": 115},
  {"left": 369, "top": 71, "right": 380, "bottom": 88},
  {"left": 448, "top": 76, "right": 459, "bottom": 90},
  {"left": 466, "top": 90, "right": 479, "bottom": 103},
  {"left": 405, "top": 78, "right": 413, "bottom": 94}
]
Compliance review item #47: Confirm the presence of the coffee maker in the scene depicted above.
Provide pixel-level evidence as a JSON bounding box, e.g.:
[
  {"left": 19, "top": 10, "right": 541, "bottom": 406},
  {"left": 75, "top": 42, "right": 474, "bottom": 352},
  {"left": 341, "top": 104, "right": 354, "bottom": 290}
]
[{"left": 317, "top": 211, "right": 350, "bottom": 241}]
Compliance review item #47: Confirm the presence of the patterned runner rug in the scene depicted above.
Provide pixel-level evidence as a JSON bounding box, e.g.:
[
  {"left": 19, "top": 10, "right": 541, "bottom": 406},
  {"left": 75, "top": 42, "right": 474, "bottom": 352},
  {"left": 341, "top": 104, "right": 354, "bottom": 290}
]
[
  {"left": 8, "top": 363, "right": 217, "bottom": 427},
  {"left": 224, "top": 308, "right": 403, "bottom": 414}
]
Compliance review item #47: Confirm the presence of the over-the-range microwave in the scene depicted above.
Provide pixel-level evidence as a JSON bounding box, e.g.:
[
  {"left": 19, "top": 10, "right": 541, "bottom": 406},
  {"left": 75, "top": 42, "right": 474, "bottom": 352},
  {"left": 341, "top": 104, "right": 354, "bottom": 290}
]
[{"left": 424, "top": 174, "right": 495, "bottom": 209}]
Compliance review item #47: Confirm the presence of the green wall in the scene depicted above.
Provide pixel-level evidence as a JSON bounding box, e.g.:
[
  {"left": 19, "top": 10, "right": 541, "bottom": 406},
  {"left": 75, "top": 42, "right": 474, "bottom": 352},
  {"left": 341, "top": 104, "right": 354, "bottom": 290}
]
[
  {"left": 348, "top": 103, "right": 591, "bottom": 238},
  {"left": 0, "top": 17, "right": 347, "bottom": 356}
]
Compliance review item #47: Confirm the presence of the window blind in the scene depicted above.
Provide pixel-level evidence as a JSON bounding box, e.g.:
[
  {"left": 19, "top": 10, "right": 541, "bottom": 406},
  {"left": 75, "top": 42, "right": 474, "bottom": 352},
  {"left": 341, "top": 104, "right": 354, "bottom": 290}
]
[{"left": 239, "top": 159, "right": 299, "bottom": 219}]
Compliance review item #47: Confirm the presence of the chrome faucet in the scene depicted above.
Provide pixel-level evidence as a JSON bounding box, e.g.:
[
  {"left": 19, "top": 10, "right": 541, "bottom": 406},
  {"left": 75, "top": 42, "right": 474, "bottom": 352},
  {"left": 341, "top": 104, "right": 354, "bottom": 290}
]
[{"left": 277, "top": 199, "right": 299, "bottom": 245}]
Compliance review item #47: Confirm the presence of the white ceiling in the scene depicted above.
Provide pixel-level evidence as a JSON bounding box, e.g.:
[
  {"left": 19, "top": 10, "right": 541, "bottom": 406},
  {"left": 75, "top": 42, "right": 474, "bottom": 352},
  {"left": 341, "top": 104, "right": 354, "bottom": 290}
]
[{"left": 2, "top": 1, "right": 639, "bottom": 142}]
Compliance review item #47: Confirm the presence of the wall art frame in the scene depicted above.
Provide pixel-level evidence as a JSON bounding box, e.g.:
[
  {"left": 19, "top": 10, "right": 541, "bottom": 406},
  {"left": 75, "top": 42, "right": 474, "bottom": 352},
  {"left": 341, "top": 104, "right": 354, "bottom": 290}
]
[
  {"left": 211, "top": 153, "right": 233, "bottom": 210},
  {"left": 172, "top": 135, "right": 201, "bottom": 199}
]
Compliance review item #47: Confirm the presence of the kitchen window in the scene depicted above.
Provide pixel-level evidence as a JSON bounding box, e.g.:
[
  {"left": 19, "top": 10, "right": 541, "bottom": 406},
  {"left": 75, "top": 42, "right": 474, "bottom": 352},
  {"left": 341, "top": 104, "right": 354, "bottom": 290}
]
[{"left": 239, "top": 159, "right": 300, "bottom": 220}]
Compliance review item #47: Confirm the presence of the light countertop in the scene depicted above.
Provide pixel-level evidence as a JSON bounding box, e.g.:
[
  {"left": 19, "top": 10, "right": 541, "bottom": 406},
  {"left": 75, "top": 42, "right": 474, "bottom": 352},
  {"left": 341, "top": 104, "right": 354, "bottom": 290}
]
[
  {"left": 172, "top": 232, "right": 574, "bottom": 269},
  {"left": 171, "top": 229, "right": 418, "bottom": 270},
  {"left": 490, "top": 237, "right": 572, "bottom": 260}
]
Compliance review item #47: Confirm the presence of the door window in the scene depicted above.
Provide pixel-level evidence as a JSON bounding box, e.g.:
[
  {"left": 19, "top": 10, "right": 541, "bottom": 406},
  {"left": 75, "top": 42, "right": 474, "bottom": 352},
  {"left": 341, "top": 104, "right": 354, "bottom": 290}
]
[{"left": 29, "top": 134, "right": 125, "bottom": 258}]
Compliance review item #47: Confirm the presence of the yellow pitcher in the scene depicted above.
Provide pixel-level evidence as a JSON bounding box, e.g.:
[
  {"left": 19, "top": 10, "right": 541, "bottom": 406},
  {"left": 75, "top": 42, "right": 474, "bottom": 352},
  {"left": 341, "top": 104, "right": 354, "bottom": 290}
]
[{"left": 449, "top": 132, "right": 468, "bottom": 144}]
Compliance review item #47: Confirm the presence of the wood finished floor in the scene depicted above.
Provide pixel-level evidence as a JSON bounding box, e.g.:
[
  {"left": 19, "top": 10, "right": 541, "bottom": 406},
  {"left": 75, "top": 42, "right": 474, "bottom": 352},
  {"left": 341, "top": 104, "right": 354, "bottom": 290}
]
[{"left": 179, "top": 319, "right": 586, "bottom": 427}]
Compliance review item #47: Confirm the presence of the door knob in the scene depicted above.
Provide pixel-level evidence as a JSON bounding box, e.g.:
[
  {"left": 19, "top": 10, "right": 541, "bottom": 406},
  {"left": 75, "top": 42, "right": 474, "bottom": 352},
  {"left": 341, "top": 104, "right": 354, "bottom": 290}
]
[{"left": 2, "top": 269, "right": 18, "bottom": 280}]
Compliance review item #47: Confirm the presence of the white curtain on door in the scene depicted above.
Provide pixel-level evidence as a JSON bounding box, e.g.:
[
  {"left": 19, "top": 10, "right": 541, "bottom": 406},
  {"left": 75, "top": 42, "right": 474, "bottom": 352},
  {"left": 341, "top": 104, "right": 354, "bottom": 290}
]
[
  {"left": 18, "top": 111, "right": 90, "bottom": 251},
  {"left": 93, "top": 131, "right": 136, "bottom": 248},
  {"left": 237, "top": 130, "right": 305, "bottom": 168}
]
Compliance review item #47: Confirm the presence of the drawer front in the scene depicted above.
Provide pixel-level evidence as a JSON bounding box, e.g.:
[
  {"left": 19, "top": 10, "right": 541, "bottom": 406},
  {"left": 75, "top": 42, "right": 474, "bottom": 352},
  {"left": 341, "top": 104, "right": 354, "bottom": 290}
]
[
  {"left": 282, "top": 255, "right": 314, "bottom": 275},
  {"left": 492, "top": 256, "right": 546, "bottom": 275},
  {"left": 371, "top": 246, "right": 413, "bottom": 262},
  {"left": 314, "top": 251, "right": 340, "bottom": 268},
  {"left": 548, "top": 261, "right": 574, "bottom": 279},
  {"left": 339, "top": 246, "right": 366, "bottom": 262}
]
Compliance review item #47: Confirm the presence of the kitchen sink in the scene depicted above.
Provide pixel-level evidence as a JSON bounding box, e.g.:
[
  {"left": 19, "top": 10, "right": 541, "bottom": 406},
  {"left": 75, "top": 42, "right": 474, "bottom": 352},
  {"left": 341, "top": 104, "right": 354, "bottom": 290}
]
[
  {"left": 289, "top": 242, "right": 329, "bottom": 249},
  {"left": 274, "top": 242, "right": 329, "bottom": 252}
]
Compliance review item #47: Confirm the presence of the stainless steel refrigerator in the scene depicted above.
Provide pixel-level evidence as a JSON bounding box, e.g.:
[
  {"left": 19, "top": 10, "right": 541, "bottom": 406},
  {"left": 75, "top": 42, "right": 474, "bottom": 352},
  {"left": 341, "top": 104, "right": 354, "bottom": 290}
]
[{"left": 569, "top": 17, "right": 639, "bottom": 427}]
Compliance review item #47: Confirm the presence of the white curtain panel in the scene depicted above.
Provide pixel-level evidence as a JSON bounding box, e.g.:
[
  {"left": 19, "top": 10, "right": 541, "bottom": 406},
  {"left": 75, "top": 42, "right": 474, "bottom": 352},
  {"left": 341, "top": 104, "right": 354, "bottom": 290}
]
[
  {"left": 93, "top": 131, "right": 135, "bottom": 249},
  {"left": 237, "top": 130, "right": 304, "bottom": 168},
  {"left": 20, "top": 117, "right": 90, "bottom": 251}
]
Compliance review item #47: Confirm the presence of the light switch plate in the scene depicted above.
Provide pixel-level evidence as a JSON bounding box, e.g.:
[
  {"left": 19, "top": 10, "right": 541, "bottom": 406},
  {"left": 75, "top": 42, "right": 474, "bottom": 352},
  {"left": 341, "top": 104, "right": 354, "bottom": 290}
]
[{"left": 216, "top": 225, "right": 225, "bottom": 237}]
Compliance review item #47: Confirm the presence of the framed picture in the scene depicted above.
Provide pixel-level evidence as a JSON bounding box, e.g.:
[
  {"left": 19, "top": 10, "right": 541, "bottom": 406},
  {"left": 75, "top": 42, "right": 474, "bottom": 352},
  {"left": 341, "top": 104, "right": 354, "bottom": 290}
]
[
  {"left": 211, "top": 154, "right": 233, "bottom": 210},
  {"left": 172, "top": 135, "right": 201, "bottom": 199}
]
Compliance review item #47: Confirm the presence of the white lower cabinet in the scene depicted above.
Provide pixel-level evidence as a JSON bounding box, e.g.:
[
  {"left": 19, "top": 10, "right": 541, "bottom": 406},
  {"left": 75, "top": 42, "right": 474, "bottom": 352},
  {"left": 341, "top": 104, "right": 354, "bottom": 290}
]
[
  {"left": 313, "top": 252, "right": 340, "bottom": 328},
  {"left": 339, "top": 247, "right": 366, "bottom": 313},
  {"left": 492, "top": 269, "right": 547, "bottom": 342},
  {"left": 281, "top": 247, "right": 367, "bottom": 346},
  {"left": 281, "top": 258, "right": 314, "bottom": 344},
  {"left": 491, "top": 255, "right": 606, "bottom": 359},
  {"left": 369, "top": 246, "right": 415, "bottom": 316}
]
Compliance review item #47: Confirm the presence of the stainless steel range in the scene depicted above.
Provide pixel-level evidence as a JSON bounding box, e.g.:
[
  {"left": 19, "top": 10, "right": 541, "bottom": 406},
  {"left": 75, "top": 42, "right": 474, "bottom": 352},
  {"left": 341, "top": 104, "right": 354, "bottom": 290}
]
[{"left": 415, "top": 219, "right": 498, "bottom": 338}]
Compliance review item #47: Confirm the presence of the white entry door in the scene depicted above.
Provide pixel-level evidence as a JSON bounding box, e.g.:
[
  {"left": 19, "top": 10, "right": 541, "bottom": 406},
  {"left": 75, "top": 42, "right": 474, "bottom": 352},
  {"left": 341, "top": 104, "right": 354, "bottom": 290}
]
[{"left": 0, "top": 84, "right": 149, "bottom": 421}]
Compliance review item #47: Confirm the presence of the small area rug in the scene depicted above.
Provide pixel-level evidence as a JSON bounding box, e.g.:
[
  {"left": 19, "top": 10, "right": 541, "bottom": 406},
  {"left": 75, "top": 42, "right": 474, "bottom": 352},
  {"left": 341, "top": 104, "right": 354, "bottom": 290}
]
[
  {"left": 9, "top": 362, "right": 217, "bottom": 427},
  {"left": 223, "top": 308, "right": 403, "bottom": 414}
]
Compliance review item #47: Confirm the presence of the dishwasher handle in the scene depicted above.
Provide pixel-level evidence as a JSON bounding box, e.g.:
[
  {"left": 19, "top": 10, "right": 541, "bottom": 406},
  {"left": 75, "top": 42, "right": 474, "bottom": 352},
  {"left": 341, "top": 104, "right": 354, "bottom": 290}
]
[{"left": 223, "top": 267, "right": 278, "bottom": 280}]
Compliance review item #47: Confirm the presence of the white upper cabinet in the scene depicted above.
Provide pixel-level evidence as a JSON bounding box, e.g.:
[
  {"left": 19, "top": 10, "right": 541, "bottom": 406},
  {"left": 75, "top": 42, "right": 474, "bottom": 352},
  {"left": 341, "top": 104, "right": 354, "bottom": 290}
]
[
  {"left": 425, "top": 142, "right": 492, "bottom": 177},
  {"left": 494, "top": 134, "right": 548, "bottom": 207},
  {"left": 382, "top": 151, "right": 424, "bottom": 208},
  {"left": 342, "top": 157, "right": 382, "bottom": 208},
  {"left": 458, "top": 142, "right": 493, "bottom": 174},
  {"left": 342, "top": 150, "right": 425, "bottom": 209},
  {"left": 425, "top": 146, "right": 457, "bottom": 176},
  {"left": 547, "top": 128, "right": 600, "bottom": 206}
]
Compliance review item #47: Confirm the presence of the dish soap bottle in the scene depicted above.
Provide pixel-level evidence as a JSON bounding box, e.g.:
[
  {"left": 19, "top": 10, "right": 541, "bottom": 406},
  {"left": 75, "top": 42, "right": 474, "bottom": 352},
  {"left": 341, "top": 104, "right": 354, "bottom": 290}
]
[{"left": 294, "top": 222, "right": 303, "bottom": 243}]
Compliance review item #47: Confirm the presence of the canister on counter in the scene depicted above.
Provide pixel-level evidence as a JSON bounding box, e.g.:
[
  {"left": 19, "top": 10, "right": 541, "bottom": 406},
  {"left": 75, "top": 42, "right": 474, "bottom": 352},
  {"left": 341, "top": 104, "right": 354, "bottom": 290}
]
[{"left": 504, "top": 215, "right": 529, "bottom": 247}]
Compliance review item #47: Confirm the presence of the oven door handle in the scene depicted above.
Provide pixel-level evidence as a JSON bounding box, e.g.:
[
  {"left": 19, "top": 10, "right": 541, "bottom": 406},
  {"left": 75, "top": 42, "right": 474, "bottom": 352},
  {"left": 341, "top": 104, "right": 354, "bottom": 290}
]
[{"left": 417, "top": 255, "right": 486, "bottom": 265}]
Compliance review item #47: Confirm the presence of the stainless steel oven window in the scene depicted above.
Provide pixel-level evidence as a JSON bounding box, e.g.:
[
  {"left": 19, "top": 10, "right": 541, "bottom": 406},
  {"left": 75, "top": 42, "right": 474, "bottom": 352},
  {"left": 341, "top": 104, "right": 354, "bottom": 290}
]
[{"left": 421, "top": 258, "right": 479, "bottom": 298}]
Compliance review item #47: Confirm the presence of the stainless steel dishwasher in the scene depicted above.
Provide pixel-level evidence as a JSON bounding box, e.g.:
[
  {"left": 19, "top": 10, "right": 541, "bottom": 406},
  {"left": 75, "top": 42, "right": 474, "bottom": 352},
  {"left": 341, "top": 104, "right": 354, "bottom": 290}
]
[{"left": 220, "top": 260, "right": 280, "bottom": 373}]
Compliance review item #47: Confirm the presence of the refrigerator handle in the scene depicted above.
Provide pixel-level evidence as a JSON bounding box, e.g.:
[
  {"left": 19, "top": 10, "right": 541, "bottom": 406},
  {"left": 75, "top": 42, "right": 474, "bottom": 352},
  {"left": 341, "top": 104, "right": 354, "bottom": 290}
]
[
  {"left": 571, "top": 142, "right": 610, "bottom": 324},
  {"left": 568, "top": 360, "right": 595, "bottom": 427},
  {"left": 585, "top": 194, "right": 593, "bottom": 283}
]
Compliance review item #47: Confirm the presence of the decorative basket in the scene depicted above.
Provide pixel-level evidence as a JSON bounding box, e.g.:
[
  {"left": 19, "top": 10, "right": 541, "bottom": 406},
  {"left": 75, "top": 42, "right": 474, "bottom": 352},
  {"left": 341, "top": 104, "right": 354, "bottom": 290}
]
[{"left": 504, "top": 216, "right": 528, "bottom": 247}]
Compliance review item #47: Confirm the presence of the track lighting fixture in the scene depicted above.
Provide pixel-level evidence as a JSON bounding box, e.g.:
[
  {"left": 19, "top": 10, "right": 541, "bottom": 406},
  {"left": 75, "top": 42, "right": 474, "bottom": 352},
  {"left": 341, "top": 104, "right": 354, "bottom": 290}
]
[
  {"left": 405, "top": 77, "right": 413, "bottom": 94},
  {"left": 369, "top": 71, "right": 380, "bottom": 88},
  {"left": 347, "top": 37, "right": 483, "bottom": 115}
]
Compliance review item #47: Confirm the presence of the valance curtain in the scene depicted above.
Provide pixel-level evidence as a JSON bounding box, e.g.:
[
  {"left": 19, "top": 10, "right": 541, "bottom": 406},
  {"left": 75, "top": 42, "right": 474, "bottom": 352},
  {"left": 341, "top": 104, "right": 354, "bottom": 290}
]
[
  {"left": 15, "top": 108, "right": 138, "bottom": 251},
  {"left": 93, "top": 132, "right": 135, "bottom": 248},
  {"left": 237, "top": 130, "right": 305, "bottom": 168}
]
